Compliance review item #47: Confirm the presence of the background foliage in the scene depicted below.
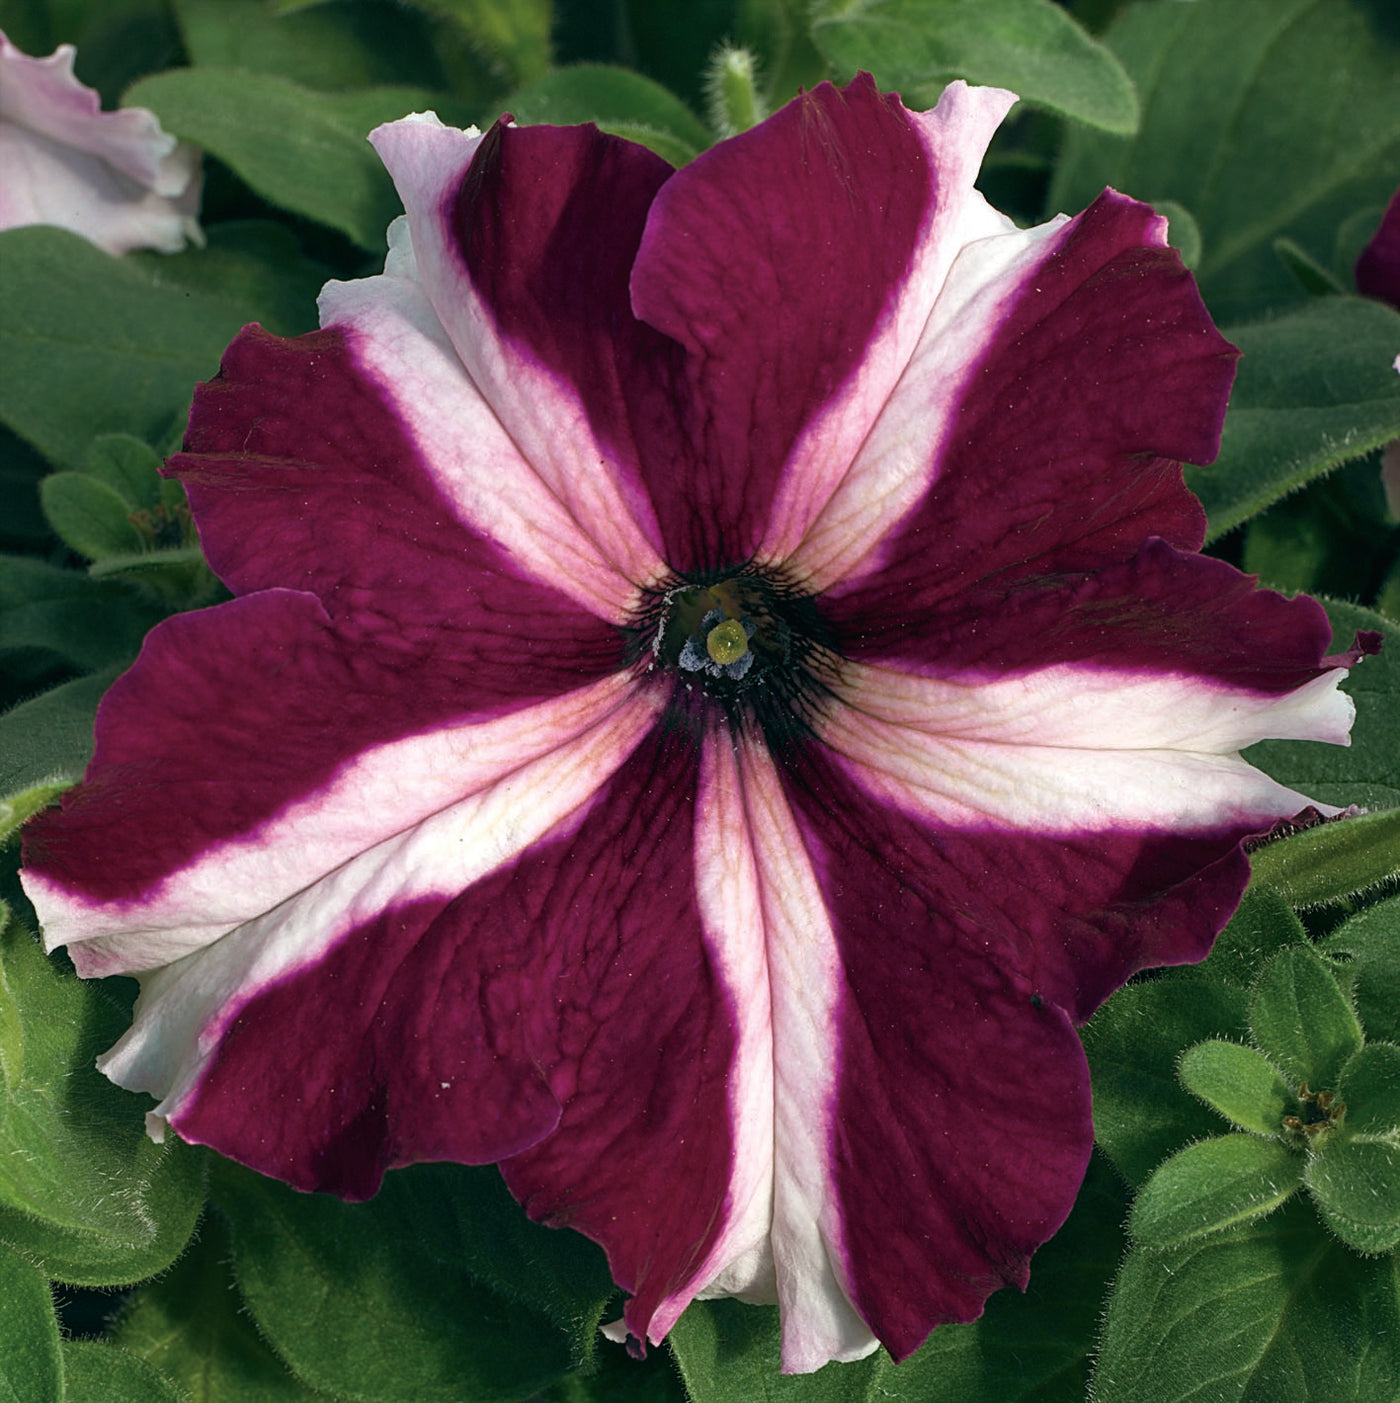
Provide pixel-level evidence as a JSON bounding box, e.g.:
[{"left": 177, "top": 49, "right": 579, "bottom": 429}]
[{"left": 0, "top": 0, "right": 1397, "bottom": 1398}]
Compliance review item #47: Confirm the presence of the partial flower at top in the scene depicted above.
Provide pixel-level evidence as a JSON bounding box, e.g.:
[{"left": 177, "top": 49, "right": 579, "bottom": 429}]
[
  {"left": 1355, "top": 187, "right": 1400, "bottom": 518},
  {"left": 0, "top": 31, "right": 201, "bottom": 254},
  {"left": 21, "top": 77, "right": 1374, "bottom": 1372}
]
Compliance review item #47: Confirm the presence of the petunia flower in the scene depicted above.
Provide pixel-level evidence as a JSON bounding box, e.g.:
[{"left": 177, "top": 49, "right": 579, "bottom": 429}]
[
  {"left": 20, "top": 78, "right": 1371, "bottom": 1371},
  {"left": 0, "top": 30, "right": 201, "bottom": 254}
]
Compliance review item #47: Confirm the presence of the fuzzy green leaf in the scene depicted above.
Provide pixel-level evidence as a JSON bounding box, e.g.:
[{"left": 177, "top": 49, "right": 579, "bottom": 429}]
[
  {"left": 0, "top": 228, "right": 247, "bottom": 471},
  {"left": 1179, "top": 1041, "right": 1294, "bottom": 1137},
  {"left": 810, "top": 0, "right": 1139, "bottom": 134},
  {"left": 1337, "top": 1042, "right": 1400, "bottom": 1136},
  {"left": 1248, "top": 807, "right": 1400, "bottom": 908},
  {"left": 0, "top": 1242, "right": 61, "bottom": 1403},
  {"left": 39, "top": 473, "right": 145, "bottom": 559},
  {"left": 124, "top": 68, "right": 405, "bottom": 251},
  {"left": 1129, "top": 1135, "right": 1301, "bottom": 1247},
  {"left": 1322, "top": 895, "right": 1400, "bottom": 1044},
  {"left": 414, "top": 0, "right": 552, "bottom": 86},
  {"left": 0, "top": 908, "right": 204, "bottom": 1286},
  {"left": 504, "top": 64, "right": 713, "bottom": 166},
  {"left": 60, "top": 1341, "right": 187, "bottom": 1403},
  {"left": 81, "top": 436, "right": 164, "bottom": 513},
  {"left": 1250, "top": 945, "right": 1364, "bottom": 1093},
  {"left": 1095, "top": 1200, "right": 1400, "bottom": 1402},
  {"left": 1304, "top": 1139, "right": 1400, "bottom": 1254},
  {"left": 1187, "top": 884, "right": 1309, "bottom": 991},
  {"left": 1185, "top": 298, "right": 1400, "bottom": 541}
]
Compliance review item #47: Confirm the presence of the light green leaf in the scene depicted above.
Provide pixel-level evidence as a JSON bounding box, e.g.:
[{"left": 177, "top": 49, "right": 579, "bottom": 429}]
[
  {"left": 1050, "top": 0, "right": 1400, "bottom": 321},
  {"left": 0, "top": 907, "right": 205, "bottom": 1286},
  {"left": 114, "top": 1214, "right": 329, "bottom": 1401},
  {"left": 413, "top": 0, "right": 551, "bottom": 87},
  {"left": 1337, "top": 1042, "right": 1400, "bottom": 1136},
  {"left": 1322, "top": 895, "right": 1400, "bottom": 1044},
  {"left": 0, "top": 1242, "right": 61, "bottom": 1403},
  {"left": 810, "top": 0, "right": 1139, "bottom": 134},
  {"left": 1250, "top": 945, "right": 1364, "bottom": 1092},
  {"left": 505, "top": 65, "right": 712, "bottom": 167},
  {"left": 1184, "top": 298, "right": 1400, "bottom": 541},
  {"left": 1095, "top": 1201, "right": 1400, "bottom": 1403},
  {"left": 40, "top": 473, "right": 145, "bottom": 560},
  {"left": 61, "top": 1341, "right": 187, "bottom": 1403},
  {"left": 1154, "top": 199, "right": 1200, "bottom": 270},
  {"left": 1305, "top": 1139, "right": 1400, "bottom": 1254},
  {"left": 1179, "top": 1041, "right": 1294, "bottom": 1138},
  {"left": 124, "top": 68, "right": 403, "bottom": 251},
  {"left": 1248, "top": 807, "right": 1400, "bottom": 908},
  {"left": 214, "top": 1158, "right": 613, "bottom": 1402},
  {"left": 81, "top": 436, "right": 164, "bottom": 513},
  {"left": 1188, "top": 884, "right": 1308, "bottom": 991},
  {"left": 1246, "top": 599, "right": 1399, "bottom": 811},
  {"left": 1084, "top": 977, "right": 1250, "bottom": 1187},
  {"left": 0, "top": 227, "right": 247, "bottom": 471},
  {"left": 1129, "top": 1135, "right": 1301, "bottom": 1247}
]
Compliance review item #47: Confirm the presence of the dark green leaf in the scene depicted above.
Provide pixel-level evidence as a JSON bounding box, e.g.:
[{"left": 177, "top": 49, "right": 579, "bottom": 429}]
[
  {"left": 124, "top": 68, "right": 404, "bottom": 251},
  {"left": 1183, "top": 298, "right": 1400, "bottom": 541},
  {"left": 1248, "top": 807, "right": 1400, "bottom": 908},
  {"left": 60, "top": 1341, "right": 187, "bottom": 1403},
  {"left": 1129, "top": 1135, "right": 1301, "bottom": 1247},
  {"left": 214, "top": 1158, "right": 612, "bottom": 1402},
  {"left": 1322, "top": 895, "right": 1400, "bottom": 1043},
  {"left": 114, "top": 1214, "right": 329, "bottom": 1401},
  {"left": 1246, "top": 599, "right": 1399, "bottom": 811},
  {"left": 1095, "top": 1200, "right": 1400, "bottom": 1403},
  {"left": 1274, "top": 237, "right": 1347, "bottom": 296},
  {"left": 413, "top": 0, "right": 552, "bottom": 86},
  {"left": 1304, "top": 1139, "right": 1400, "bottom": 1253},
  {"left": 1250, "top": 945, "right": 1364, "bottom": 1092},
  {"left": 82, "top": 436, "right": 164, "bottom": 513},
  {"left": 39, "top": 473, "right": 145, "bottom": 559},
  {"left": 1083, "top": 977, "right": 1249, "bottom": 1187},
  {"left": 1337, "top": 1042, "right": 1400, "bottom": 1136},
  {"left": 0, "top": 1241, "right": 61, "bottom": 1403},
  {"left": 0, "top": 906, "right": 205, "bottom": 1286},
  {"left": 505, "top": 65, "right": 712, "bottom": 166},
  {"left": 0, "top": 228, "right": 247, "bottom": 471},
  {"left": 1192, "top": 884, "right": 1309, "bottom": 991},
  {"left": 1179, "top": 1041, "right": 1293, "bottom": 1137},
  {"left": 809, "top": 0, "right": 1139, "bottom": 134},
  {"left": 1050, "top": 0, "right": 1400, "bottom": 321}
]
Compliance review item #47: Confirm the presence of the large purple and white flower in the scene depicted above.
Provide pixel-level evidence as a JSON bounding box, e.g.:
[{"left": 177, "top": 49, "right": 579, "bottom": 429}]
[
  {"left": 0, "top": 30, "right": 201, "bottom": 254},
  {"left": 22, "top": 77, "right": 1368, "bottom": 1371}
]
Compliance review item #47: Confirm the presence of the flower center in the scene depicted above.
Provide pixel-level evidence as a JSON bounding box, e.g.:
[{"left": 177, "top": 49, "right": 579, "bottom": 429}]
[{"left": 634, "top": 565, "right": 841, "bottom": 744}]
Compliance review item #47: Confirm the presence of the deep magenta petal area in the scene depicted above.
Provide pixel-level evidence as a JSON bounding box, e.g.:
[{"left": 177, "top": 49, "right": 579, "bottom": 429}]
[
  {"left": 831, "top": 191, "right": 1235, "bottom": 617},
  {"left": 174, "top": 729, "right": 736, "bottom": 1326},
  {"left": 833, "top": 537, "right": 1340, "bottom": 694},
  {"left": 629, "top": 75, "right": 932, "bottom": 571},
  {"left": 1355, "top": 187, "right": 1400, "bottom": 311},
  {"left": 784, "top": 745, "right": 1260, "bottom": 1357}
]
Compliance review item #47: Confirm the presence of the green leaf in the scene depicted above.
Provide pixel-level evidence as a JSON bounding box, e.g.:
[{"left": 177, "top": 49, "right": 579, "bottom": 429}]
[
  {"left": 60, "top": 1341, "right": 187, "bottom": 1403},
  {"left": 1083, "top": 977, "right": 1249, "bottom": 1187},
  {"left": 1179, "top": 1041, "right": 1294, "bottom": 1137},
  {"left": 1154, "top": 199, "right": 1200, "bottom": 270},
  {"left": 1129, "top": 1135, "right": 1301, "bottom": 1247},
  {"left": 673, "top": 1154, "right": 1128, "bottom": 1401},
  {"left": 1337, "top": 1042, "right": 1400, "bottom": 1136},
  {"left": 1322, "top": 895, "right": 1400, "bottom": 1043},
  {"left": 213, "top": 1158, "right": 613, "bottom": 1402},
  {"left": 0, "top": 907, "right": 205, "bottom": 1286},
  {"left": 505, "top": 65, "right": 713, "bottom": 167},
  {"left": 414, "top": 0, "right": 551, "bottom": 86},
  {"left": 1250, "top": 945, "right": 1364, "bottom": 1092},
  {"left": 1183, "top": 298, "right": 1400, "bottom": 541},
  {"left": 1095, "top": 1200, "right": 1400, "bottom": 1403},
  {"left": 132, "top": 222, "right": 333, "bottom": 341},
  {"left": 0, "top": 1242, "right": 61, "bottom": 1403},
  {"left": 1248, "top": 807, "right": 1400, "bottom": 908},
  {"left": 1305, "top": 1139, "right": 1400, "bottom": 1254},
  {"left": 0, "top": 227, "right": 248, "bottom": 471},
  {"left": 124, "top": 69, "right": 404, "bottom": 251},
  {"left": 174, "top": 0, "right": 450, "bottom": 92},
  {"left": 1246, "top": 599, "right": 1399, "bottom": 811},
  {"left": 39, "top": 473, "right": 145, "bottom": 560},
  {"left": 82, "top": 436, "right": 164, "bottom": 513},
  {"left": 1190, "top": 883, "right": 1309, "bottom": 991},
  {"left": 0, "top": 671, "right": 114, "bottom": 846},
  {"left": 809, "top": 0, "right": 1139, "bottom": 135},
  {"left": 0, "top": 558, "right": 159, "bottom": 676},
  {"left": 1274, "top": 237, "right": 1347, "bottom": 296},
  {"left": 1050, "top": 0, "right": 1400, "bottom": 322},
  {"left": 114, "top": 1213, "right": 329, "bottom": 1401}
]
